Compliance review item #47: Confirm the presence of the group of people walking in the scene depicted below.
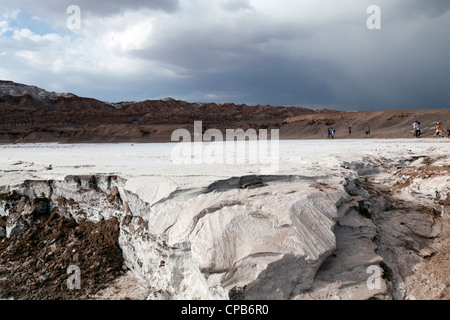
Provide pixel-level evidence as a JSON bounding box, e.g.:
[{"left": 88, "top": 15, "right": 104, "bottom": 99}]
[
  {"left": 326, "top": 125, "right": 370, "bottom": 139},
  {"left": 413, "top": 121, "right": 450, "bottom": 138},
  {"left": 327, "top": 128, "right": 336, "bottom": 139},
  {"left": 432, "top": 122, "right": 450, "bottom": 138},
  {"left": 325, "top": 121, "right": 449, "bottom": 139}
]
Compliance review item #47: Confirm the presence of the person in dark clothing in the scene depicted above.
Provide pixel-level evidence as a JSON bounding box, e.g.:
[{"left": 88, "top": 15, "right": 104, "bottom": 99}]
[{"left": 414, "top": 121, "right": 421, "bottom": 137}]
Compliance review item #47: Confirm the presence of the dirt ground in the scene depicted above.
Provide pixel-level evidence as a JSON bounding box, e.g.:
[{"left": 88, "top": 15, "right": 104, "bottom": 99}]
[{"left": 0, "top": 211, "right": 124, "bottom": 300}]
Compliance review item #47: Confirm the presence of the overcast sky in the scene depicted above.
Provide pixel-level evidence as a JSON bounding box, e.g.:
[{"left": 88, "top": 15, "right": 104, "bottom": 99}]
[{"left": 0, "top": 0, "right": 449, "bottom": 110}]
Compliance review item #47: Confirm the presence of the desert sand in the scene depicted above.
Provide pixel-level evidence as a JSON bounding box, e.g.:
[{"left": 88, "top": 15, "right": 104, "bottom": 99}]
[{"left": 0, "top": 138, "right": 448, "bottom": 300}]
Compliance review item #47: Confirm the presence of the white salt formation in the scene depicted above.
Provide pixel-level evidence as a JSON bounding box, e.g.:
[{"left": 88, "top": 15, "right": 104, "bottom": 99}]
[{"left": 0, "top": 139, "right": 448, "bottom": 300}]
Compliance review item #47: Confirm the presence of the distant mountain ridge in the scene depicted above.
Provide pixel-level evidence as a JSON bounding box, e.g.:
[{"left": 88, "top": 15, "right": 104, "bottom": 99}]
[
  {"left": 1, "top": 80, "right": 448, "bottom": 143},
  {"left": 0, "top": 80, "right": 327, "bottom": 143},
  {"left": 0, "top": 80, "right": 76, "bottom": 101}
]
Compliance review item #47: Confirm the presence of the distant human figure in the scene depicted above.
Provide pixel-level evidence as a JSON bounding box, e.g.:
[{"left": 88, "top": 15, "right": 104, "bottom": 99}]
[
  {"left": 348, "top": 127, "right": 352, "bottom": 136},
  {"left": 365, "top": 125, "right": 370, "bottom": 137},
  {"left": 434, "top": 122, "right": 442, "bottom": 137},
  {"left": 327, "top": 128, "right": 331, "bottom": 139},
  {"left": 413, "top": 121, "right": 421, "bottom": 137},
  {"left": 331, "top": 128, "right": 335, "bottom": 139},
  {"left": 412, "top": 121, "right": 418, "bottom": 137},
  {"left": 447, "top": 126, "right": 450, "bottom": 138}
]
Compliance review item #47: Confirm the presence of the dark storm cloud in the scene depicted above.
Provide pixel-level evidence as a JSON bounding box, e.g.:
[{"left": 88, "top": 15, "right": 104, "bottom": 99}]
[
  {"left": 1, "top": 0, "right": 449, "bottom": 110},
  {"left": 121, "top": 0, "right": 450, "bottom": 110}
]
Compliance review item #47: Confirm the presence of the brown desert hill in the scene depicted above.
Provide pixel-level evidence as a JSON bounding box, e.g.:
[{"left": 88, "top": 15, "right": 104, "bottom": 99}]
[
  {"left": 0, "top": 80, "right": 332, "bottom": 143},
  {"left": 121, "top": 98, "right": 326, "bottom": 125},
  {"left": 0, "top": 94, "right": 322, "bottom": 143},
  {"left": 282, "top": 108, "right": 450, "bottom": 139},
  {"left": 1, "top": 80, "right": 449, "bottom": 143}
]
